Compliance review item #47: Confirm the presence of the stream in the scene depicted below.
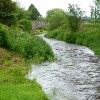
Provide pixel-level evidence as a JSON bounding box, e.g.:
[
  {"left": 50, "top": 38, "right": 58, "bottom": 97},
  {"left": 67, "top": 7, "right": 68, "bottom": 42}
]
[{"left": 27, "top": 34, "right": 100, "bottom": 100}]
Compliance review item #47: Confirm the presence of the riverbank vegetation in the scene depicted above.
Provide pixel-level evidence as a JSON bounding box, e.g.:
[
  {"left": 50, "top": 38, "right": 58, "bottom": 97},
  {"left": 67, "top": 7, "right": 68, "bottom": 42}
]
[
  {"left": 0, "top": 48, "right": 48, "bottom": 100},
  {"left": 0, "top": 0, "right": 54, "bottom": 99},
  {"left": 45, "top": 0, "right": 100, "bottom": 55},
  {"left": 0, "top": 25, "right": 51, "bottom": 99},
  {"left": 0, "top": 24, "right": 54, "bottom": 63}
]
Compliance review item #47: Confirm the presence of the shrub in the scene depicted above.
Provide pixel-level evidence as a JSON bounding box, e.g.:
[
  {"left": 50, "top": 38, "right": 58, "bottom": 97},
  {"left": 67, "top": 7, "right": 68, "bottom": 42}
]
[
  {"left": 46, "top": 29, "right": 77, "bottom": 43},
  {"left": 45, "top": 29, "right": 62, "bottom": 39},
  {"left": 19, "top": 19, "right": 32, "bottom": 32},
  {"left": 5, "top": 28, "right": 54, "bottom": 62},
  {"left": 63, "top": 32, "right": 77, "bottom": 43},
  {"left": 75, "top": 27, "right": 100, "bottom": 55}
]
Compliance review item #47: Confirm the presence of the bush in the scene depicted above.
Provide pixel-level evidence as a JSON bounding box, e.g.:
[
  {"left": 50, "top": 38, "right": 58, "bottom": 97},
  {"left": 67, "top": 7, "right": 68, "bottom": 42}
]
[
  {"left": 19, "top": 19, "right": 32, "bottom": 32},
  {"left": 45, "top": 29, "right": 77, "bottom": 43},
  {"left": 5, "top": 28, "right": 54, "bottom": 62},
  {"left": 63, "top": 32, "right": 77, "bottom": 43},
  {"left": 0, "top": 24, "right": 54, "bottom": 62},
  {"left": 45, "top": 29, "right": 62, "bottom": 39},
  {"left": 76, "top": 27, "right": 100, "bottom": 55}
]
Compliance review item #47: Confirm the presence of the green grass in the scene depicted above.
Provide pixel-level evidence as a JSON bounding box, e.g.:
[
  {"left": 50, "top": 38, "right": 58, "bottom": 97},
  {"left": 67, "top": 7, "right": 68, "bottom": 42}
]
[
  {"left": 0, "top": 48, "right": 48, "bottom": 100},
  {"left": 0, "top": 82, "right": 48, "bottom": 100}
]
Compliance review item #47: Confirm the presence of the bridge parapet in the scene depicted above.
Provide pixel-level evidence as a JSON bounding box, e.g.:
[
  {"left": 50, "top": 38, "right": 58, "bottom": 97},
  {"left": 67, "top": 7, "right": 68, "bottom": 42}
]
[{"left": 32, "top": 20, "right": 47, "bottom": 31}]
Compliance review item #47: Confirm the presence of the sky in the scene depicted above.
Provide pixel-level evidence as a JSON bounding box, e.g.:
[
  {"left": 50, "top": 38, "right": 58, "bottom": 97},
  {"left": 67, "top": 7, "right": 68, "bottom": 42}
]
[{"left": 13, "top": 0, "right": 94, "bottom": 17}]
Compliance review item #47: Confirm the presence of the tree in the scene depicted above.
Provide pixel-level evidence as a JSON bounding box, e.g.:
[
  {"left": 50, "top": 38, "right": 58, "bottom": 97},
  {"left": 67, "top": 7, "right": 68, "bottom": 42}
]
[
  {"left": 15, "top": 7, "right": 29, "bottom": 21},
  {"left": 68, "top": 4, "right": 85, "bottom": 32},
  {"left": 0, "top": 0, "right": 17, "bottom": 26},
  {"left": 28, "top": 4, "right": 41, "bottom": 20},
  {"left": 91, "top": 0, "right": 100, "bottom": 23},
  {"left": 46, "top": 8, "right": 69, "bottom": 30}
]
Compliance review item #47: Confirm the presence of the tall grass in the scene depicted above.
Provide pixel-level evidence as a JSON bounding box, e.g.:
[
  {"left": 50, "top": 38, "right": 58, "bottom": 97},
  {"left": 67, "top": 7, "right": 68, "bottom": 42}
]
[
  {"left": 0, "top": 24, "right": 54, "bottom": 63},
  {"left": 76, "top": 27, "right": 100, "bottom": 55}
]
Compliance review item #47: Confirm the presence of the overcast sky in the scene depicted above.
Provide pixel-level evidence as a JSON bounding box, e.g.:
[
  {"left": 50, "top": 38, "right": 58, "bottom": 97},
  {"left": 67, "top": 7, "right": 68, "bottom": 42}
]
[{"left": 13, "top": 0, "right": 94, "bottom": 17}]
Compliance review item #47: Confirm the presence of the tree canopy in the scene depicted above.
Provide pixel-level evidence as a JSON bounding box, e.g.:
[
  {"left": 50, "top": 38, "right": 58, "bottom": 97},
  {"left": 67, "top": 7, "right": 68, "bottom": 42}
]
[
  {"left": 28, "top": 4, "right": 41, "bottom": 20},
  {"left": 46, "top": 5, "right": 85, "bottom": 32},
  {"left": 68, "top": 4, "right": 85, "bottom": 32},
  {"left": 0, "top": 0, "right": 17, "bottom": 26},
  {"left": 46, "top": 8, "right": 69, "bottom": 30}
]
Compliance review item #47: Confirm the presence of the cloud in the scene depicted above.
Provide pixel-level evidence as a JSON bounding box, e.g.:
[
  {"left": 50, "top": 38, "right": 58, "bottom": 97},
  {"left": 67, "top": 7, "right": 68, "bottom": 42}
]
[{"left": 13, "top": 0, "right": 94, "bottom": 17}]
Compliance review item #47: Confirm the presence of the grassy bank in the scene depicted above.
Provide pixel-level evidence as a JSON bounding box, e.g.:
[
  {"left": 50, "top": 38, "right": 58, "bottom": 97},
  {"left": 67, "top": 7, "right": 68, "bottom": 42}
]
[
  {"left": 0, "top": 24, "right": 54, "bottom": 63},
  {"left": 76, "top": 25, "right": 100, "bottom": 55},
  {"left": 0, "top": 23, "right": 55, "bottom": 99},
  {"left": 45, "top": 23, "right": 100, "bottom": 55},
  {"left": 0, "top": 48, "right": 48, "bottom": 100}
]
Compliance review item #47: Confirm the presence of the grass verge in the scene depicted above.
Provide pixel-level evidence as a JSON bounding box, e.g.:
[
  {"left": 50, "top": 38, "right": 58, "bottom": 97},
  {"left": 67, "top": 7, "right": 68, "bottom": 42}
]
[{"left": 0, "top": 48, "right": 48, "bottom": 100}]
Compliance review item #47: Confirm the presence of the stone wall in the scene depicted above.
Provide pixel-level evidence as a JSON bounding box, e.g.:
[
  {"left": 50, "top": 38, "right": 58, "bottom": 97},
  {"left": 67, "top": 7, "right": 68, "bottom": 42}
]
[{"left": 32, "top": 20, "right": 47, "bottom": 31}]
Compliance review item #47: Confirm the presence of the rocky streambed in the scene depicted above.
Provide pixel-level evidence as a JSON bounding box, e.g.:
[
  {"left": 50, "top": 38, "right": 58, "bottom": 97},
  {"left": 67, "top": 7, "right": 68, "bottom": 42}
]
[{"left": 27, "top": 34, "right": 100, "bottom": 100}]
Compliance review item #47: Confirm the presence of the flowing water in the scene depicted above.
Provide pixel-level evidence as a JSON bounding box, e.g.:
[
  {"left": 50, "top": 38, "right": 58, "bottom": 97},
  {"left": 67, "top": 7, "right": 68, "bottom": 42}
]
[{"left": 27, "top": 34, "right": 100, "bottom": 100}]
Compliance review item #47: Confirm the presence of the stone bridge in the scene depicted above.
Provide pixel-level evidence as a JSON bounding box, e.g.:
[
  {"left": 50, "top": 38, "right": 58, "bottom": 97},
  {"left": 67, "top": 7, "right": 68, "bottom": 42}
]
[{"left": 32, "top": 20, "right": 47, "bottom": 31}]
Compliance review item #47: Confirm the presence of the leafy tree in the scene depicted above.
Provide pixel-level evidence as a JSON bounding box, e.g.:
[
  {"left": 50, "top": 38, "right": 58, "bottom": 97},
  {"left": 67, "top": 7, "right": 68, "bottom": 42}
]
[
  {"left": 0, "top": 0, "right": 17, "bottom": 26},
  {"left": 28, "top": 4, "right": 41, "bottom": 20},
  {"left": 91, "top": 0, "right": 100, "bottom": 23},
  {"left": 15, "top": 7, "right": 29, "bottom": 21},
  {"left": 68, "top": 4, "right": 85, "bottom": 32},
  {"left": 46, "top": 8, "right": 69, "bottom": 30}
]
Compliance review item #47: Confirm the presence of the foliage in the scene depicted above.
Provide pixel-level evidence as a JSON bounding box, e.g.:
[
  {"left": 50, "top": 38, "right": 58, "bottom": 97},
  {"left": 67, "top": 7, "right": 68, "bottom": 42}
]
[
  {"left": 46, "top": 22, "right": 100, "bottom": 55},
  {"left": 68, "top": 4, "right": 85, "bottom": 32},
  {"left": 0, "top": 1, "right": 42, "bottom": 27},
  {"left": 2, "top": 27, "right": 54, "bottom": 62},
  {"left": 19, "top": 19, "right": 32, "bottom": 32},
  {"left": 0, "top": 0, "right": 17, "bottom": 26},
  {"left": 0, "top": 23, "right": 8, "bottom": 46},
  {"left": 45, "top": 29, "right": 60, "bottom": 39},
  {"left": 15, "top": 7, "right": 30, "bottom": 21},
  {"left": 0, "top": 24, "right": 54, "bottom": 62},
  {"left": 76, "top": 25, "right": 100, "bottom": 55},
  {"left": 46, "top": 8, "right": 69, "bottom": 31},
  {"left": 0, "top": 23, "right": 5, "bottom": 46},
  {"left": 45, "top": 29, "right": 77, "bottom": 43},
  {"left": 0, "top": 48, "right": 48, "bottom": 100},
  {"left": 28, "top": 4, "right": 41, "bottom": 20}
]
